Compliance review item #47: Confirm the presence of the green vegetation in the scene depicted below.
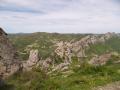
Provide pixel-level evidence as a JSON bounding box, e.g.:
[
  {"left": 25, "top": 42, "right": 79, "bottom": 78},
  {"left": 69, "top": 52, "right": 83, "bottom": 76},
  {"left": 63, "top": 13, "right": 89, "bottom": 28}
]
[
  {"left": 86, "top": 36, "right": 120, "bottom": 56},
  {"left": 106, "top": 37, "right": 120, "bottom": 52},
  {"left": 3, "top": 56, "right": 120, "bottom": 90},
  {"left": 9, "top": 33, "right": 120, "bottom": 60},
  {"left": 2, "top": 33, "right": 119, "bottom": 90},
  {"left": 9, "top": 33, "right": 85, "bottom": 60}
]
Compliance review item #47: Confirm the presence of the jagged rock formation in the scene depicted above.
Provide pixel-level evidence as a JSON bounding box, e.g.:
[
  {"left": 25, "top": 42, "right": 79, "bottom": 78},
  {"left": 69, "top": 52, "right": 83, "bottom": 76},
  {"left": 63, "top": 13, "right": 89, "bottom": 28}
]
[
  {"left": 55, "top": 41, "right": 72, "bottom": 63},
  {"left": 30, "top": 33, "right": 114, "bottom": 73},
  {"left": 38, "top": 57, "right": 53, "bottom": 72},
  {"left": 23, "top": 49, "right": 39, "bottom": 71},
  {"left": 55, "top": 33, "right": 114, "bottom": 64},
  {"left": 0, "top": 28, "right": 21, "bottom": 85},
  {"left": 22, "top": 32, "right": 115, "bottom": 74},
  {"left": 21, "top": 32, "right": 116, "bottom": 76},
  {"left": 23, "top": 48, "right": 54, "bottom": 72}
]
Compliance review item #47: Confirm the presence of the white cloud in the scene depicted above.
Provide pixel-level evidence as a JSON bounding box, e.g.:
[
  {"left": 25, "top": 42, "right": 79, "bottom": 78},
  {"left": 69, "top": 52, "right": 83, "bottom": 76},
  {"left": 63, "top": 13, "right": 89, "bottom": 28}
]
[{"left": 0, "top": 0, "right": 120, "bottom": 33}]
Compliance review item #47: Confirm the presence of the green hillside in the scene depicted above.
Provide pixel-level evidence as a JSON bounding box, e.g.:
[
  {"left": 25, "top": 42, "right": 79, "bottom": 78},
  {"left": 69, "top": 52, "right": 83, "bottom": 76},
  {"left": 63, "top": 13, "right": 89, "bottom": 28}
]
[
  {"left": 9, "top": 33, "right": 86, "bottom": 59},
  {"left": 2, "top": 33, "right": 120, "bottom": 90},
  {"left": 9, "top": 33, "right": 120, "bottom": 60}
]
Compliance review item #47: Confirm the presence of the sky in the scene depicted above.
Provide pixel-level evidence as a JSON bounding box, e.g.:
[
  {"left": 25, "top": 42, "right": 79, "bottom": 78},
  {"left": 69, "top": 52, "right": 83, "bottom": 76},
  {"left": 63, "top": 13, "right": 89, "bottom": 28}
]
[{"left": 0, "top": 0, "right": 120, "bottom": 33}]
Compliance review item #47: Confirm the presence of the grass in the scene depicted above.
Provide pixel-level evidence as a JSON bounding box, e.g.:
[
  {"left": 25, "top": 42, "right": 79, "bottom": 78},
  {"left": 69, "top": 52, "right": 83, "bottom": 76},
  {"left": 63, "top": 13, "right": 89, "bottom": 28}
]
[{"left": 3, "top": 56, "right": 120, "bottom": 90}]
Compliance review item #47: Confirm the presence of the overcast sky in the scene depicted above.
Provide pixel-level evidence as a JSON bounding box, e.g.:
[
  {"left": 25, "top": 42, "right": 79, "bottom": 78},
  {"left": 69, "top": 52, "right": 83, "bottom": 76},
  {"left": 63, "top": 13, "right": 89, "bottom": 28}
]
[{"left": 0, "top": 0, "right": 120, "bottom": 33}]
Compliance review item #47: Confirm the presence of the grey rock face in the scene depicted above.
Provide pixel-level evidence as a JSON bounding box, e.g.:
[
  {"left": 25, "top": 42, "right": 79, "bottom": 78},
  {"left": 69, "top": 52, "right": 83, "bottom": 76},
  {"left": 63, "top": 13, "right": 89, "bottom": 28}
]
[
  {"left": 0, "top": 28, "right": 21, "bottom": 86},
  {"left": 23, "top": 49, "right": 39, "bottom": 71},
  {"left": 23, "top": 49, "right": 54, "bottom": 72},
  {"left": 38, "top": 57, "right": 53, "bottom": 72},
  {"left": 55, "top": 41, "right": 72, "bottom": 63},
  {"left": 55, "top": 33, "right": 113, "bottom": 63}
]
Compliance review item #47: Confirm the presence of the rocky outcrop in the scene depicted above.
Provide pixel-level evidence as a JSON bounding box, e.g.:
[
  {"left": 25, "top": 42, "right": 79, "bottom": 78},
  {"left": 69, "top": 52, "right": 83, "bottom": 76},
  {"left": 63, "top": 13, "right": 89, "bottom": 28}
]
[
  {"left": 23, "top": 49, "right": 55, "bottom": 72},
  {"left": 37, "top": 57, "right": 53, "bottom": 72},
  {"left": 24, "top": 49, "right": 70, "bottom": 73},
  {"left": 20, "top": 32, "right": 115, "bottom": 74},
  {"left": 55, "top": 41, "right": 72, "bottom": 63},
  {"left": 21, "top": 32, "right": 115, "bottom": 74},
  {"left": 0, "top": 28, "right": 21, "bottom": 79},
  {"left": 23, "top": 49, "right": 39, "bottom": 71},
  {"left": 55, "top": 33, "right": 114, "bottom": 63},
  {"left": 89, "top": 53, "right": 112, "bottom": 66}
]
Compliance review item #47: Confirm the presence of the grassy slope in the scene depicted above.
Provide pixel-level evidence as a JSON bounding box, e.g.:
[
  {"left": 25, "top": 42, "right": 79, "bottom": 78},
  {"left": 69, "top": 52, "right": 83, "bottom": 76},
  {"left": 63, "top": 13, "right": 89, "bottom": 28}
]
[{"left": 3, "top": 56, "right": 120, "bottom": 90}]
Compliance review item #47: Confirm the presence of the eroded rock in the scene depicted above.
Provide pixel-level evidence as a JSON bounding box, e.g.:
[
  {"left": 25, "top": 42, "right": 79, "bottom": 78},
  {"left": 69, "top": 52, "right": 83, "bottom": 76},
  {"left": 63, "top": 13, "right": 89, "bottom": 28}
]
[
  {"left": 55, "top": 33, "right": 113, "bottom": 63},
  {"left": 23, "top": 49, "right": 39, "bottom": 71},
  {"left": 0, "top": 28, "right": 21, "bottom": 85},
  {"left": 38, "top": 57, "right": 53, "bottom": 72}
]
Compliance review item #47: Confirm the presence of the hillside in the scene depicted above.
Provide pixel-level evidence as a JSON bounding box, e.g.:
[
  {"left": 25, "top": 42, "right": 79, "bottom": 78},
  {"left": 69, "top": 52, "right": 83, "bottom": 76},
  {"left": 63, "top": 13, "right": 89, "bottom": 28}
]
[
  {"left": 9, "top": 32, "right": 120, "bottom": 59},
  {"left": 0, "top": 31, "right": 120, "bottom": 90},
  {"left": 9, "top": 32, "right": 86, "bottom": 59}
]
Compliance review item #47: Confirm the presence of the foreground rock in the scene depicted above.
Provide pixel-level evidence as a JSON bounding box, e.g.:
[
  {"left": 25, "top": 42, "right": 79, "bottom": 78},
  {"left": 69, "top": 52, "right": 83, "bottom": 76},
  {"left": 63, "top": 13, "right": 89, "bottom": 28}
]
[{"left": 0, "top": 28, "right": 22, "bottom": 85}]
